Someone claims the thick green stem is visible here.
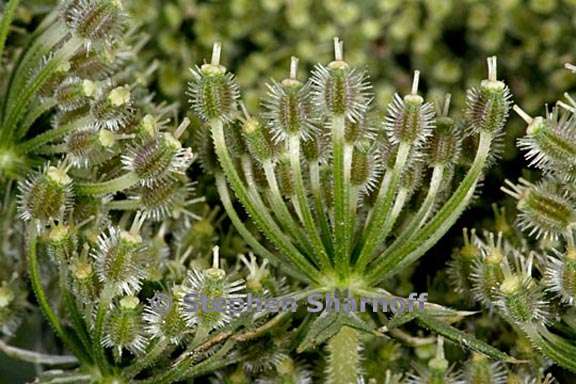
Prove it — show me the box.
[211,119,320,283]
[288,135,332,271]
[331,115,351,275]
[366,132,493,284]
[76,172,140,196]
[326,326,361,384]
[355,142,410,271]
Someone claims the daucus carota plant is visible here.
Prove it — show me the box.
[189,38,514,382]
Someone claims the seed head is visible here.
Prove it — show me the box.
[66,127,117,167]
[91,85,134,131]
[122,132,194,187]
[242,117,274,163]
[91,220,148,296]
[62,0,127,50]
[502,178,576,240]
[384,71,435,148]
[54,77,95,112]
[188,42,239,123]
[103,296,147,360]
[264,57,316,142]
[466,57,511,134]
[517,109,576,181]
[311,38,372,122]
[18,163,74,224]
[545,248,576,305]
[143,291,187,344]
[350,140,382,194]
[180,247,245,331]
[496,254,549,326]
[132,177,195,221]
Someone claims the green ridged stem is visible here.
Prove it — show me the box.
[331,114,352,275]
[375,165,445,264]
[261,159,316,257]
[326,326,361,384]
[27,225,93,366]
[355,141,410,272]
[288,134,332,271]
[124,339,170,379]
[309,160,334,255]
[211,118,321,283]
[215,173,310,282]
[76,172,140,196]
[92,285,115,374]
[0,0,21,74]
[367,132,493,284]
[2,36,81,140]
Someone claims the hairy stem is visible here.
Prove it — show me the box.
[355,141,410,271]
[26,226,93,365]
[331,114,351,275]
[326,326,361,384]
[288,135,332,271]
[367,132,492,284]
[211,118,321,283]
[76,172,140,196]
[0,339,78,366]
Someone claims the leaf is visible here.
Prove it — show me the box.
[297,311,374,352]
[416,313,517,362]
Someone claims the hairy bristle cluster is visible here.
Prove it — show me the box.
[134,177,195,221]
[187,44,239,123]
[143,291,188,344]
[466,57,512,134]
[264,59,317,142]
[54,76,95,111]
[502,178,576,240]
[384,73,435,147]
[517,111,576,181]
[62,0,127,49]
[17,163,74,224]
[180,248,245,331]
[91,226,148,296]
[122,132,194,187]
[91,85,134,131]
